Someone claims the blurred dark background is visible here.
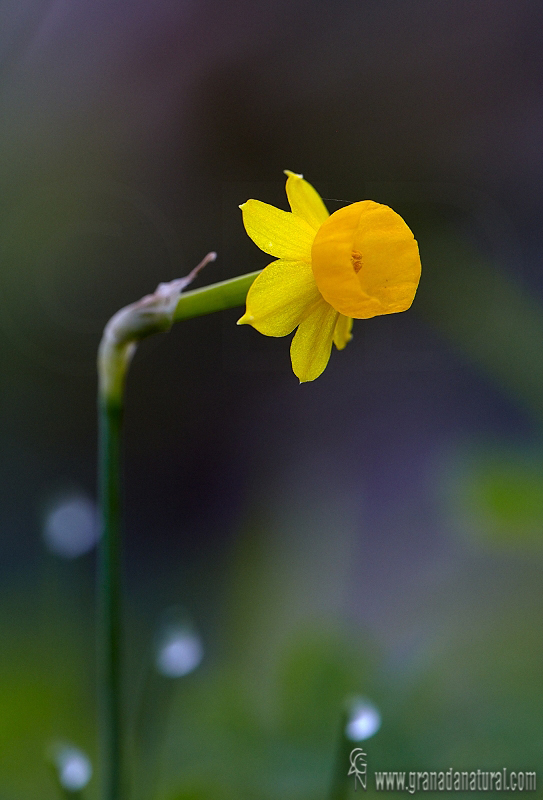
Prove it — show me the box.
[1,1,543,797]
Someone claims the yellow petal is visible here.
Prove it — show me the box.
[311,201,421,318]
[237,259,321,336]
[284,170,329,231]
[240,199,315,261]
[290,299,339,382]
[333,314,353,350]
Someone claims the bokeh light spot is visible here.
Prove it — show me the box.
[43,493,99,558]
[345,699,381,741]
[54,745,92,791]
[156,628,204,678]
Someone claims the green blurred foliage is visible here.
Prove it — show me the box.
[0,580,95,799]
[152,502,543,800]
[445,445,543,547]
[414,214,543,422]
[4,432,543,799]
[276,630,371,742]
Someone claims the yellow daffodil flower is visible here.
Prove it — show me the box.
[238,171,421,382]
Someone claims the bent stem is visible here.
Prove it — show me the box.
[96,260,259,800]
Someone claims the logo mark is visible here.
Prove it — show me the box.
[348,748,367,790]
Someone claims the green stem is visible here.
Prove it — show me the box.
[97,267,259,800]
[328,709,354,800]
[173,270,261,322]
[98,398,124,800]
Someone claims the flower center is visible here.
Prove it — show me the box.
[351,250,363,274]
[311,200,421,319]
